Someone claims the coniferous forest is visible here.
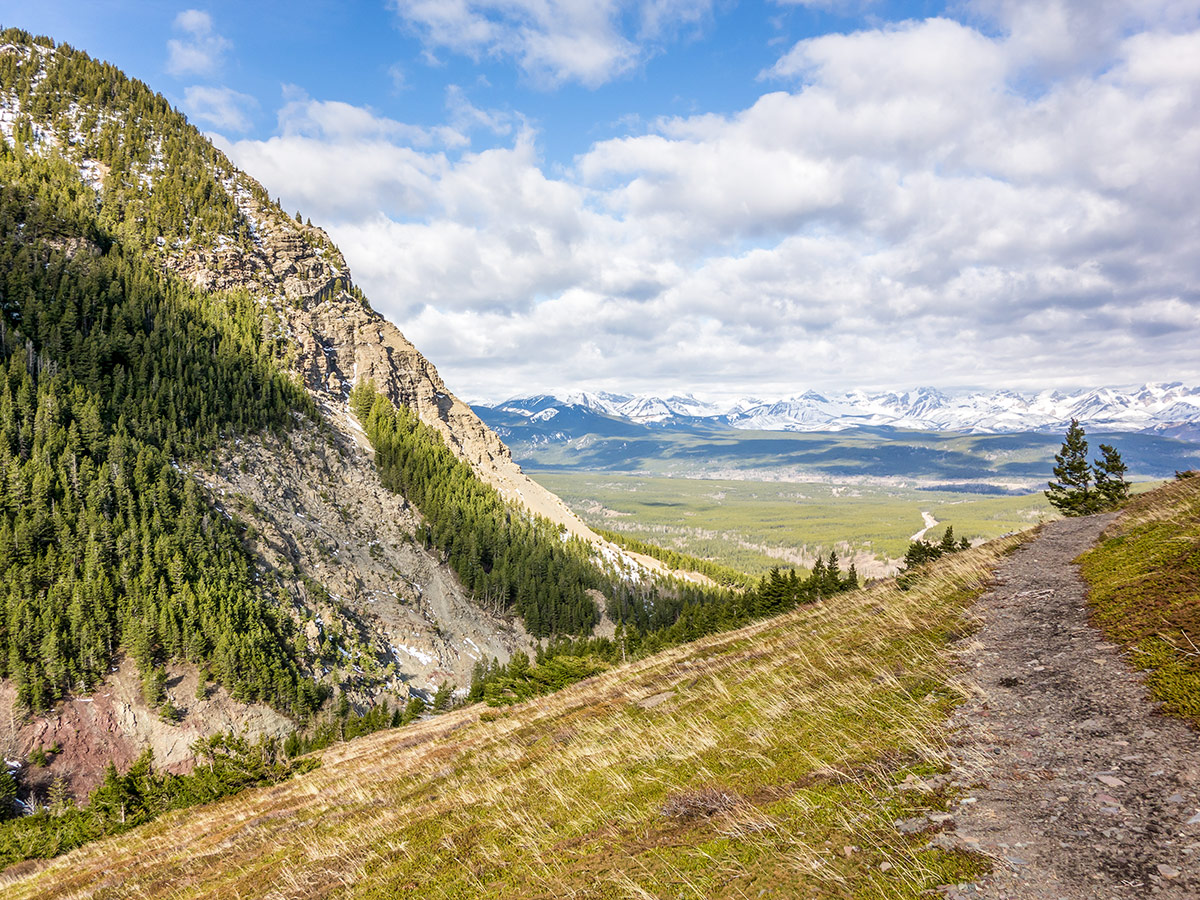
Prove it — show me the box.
[0,122,322,715]
[0,28,248,251]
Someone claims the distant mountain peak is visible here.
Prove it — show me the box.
[478,384,1200,437]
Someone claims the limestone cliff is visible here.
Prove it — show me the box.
[164,181,600,543]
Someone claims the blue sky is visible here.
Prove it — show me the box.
[2,1,1199,402]
[3,1,945,165]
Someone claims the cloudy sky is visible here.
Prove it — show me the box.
[4,1,1199,401]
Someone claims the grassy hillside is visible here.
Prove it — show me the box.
[2,534,1024,898]
[532,471,1052,574]
[1079,474,1200,725]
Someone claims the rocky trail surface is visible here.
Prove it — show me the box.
[937,514,1200,899]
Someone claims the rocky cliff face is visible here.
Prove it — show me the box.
[150,169,572,700]
[165,180,598,543]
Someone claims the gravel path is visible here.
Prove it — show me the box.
[940,514,1200,899]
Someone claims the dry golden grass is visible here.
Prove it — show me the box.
[1,537,1023,900]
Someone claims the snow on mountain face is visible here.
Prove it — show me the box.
[481,384,1200,436]
[559,391,630,415]
[552,392,722,423]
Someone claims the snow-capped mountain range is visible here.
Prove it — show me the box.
[479,384,1200,438]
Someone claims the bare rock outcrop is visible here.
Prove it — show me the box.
[0,658,294,800]
[167,181,600,543]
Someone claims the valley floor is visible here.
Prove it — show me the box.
[941,515,1200,898]
[530,469,1053,577]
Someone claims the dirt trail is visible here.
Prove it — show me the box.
[941,514,1200,899]
[912,510,940,541]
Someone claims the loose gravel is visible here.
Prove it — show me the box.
[938,514,1200,899]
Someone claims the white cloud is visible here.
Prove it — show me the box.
[184,85,257,132]
[445,85,516,137]
[766,18,1007,102]
[967,0,1200,79]
[167,9,231,77]
[223,9,1200,400]
[215,87,524,220]
[389,0,714,87]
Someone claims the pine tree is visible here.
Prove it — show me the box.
[48,774,72,816]
[939,526,956,553]
[1045,419,1096,516]
[1046,421,1130,515]
[1094,443,1130,509]
[0,766,16,820]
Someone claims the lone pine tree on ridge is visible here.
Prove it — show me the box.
[1045,418,1129,515]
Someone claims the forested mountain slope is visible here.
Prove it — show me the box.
[0,27,648,794]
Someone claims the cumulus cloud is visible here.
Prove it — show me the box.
[183,85,257,132]
[967,0,1200,80]
[389,0,714,87]
[223,7,1200,400]
[216,86,524,221]
[166,9,231,76]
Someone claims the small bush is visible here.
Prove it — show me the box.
[660,787,741,820]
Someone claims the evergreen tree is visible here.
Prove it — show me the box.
[939,525,956,553]
[1046,421,1129,516]
[1094,443,1130,509]
[1045,419,1095,516]
[0,767,15,821]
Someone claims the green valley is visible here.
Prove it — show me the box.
[529,470,1055,575]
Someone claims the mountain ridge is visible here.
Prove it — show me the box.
[480,382,1200,438]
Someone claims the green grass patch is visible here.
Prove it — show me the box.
[1079,476,1200,725]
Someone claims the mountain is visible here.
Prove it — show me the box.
[474,396,1200,486]
[482,395,648,445]
[0,29,645,795]
[478,383,1200,437]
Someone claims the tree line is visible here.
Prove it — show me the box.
[467,552,859,706]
